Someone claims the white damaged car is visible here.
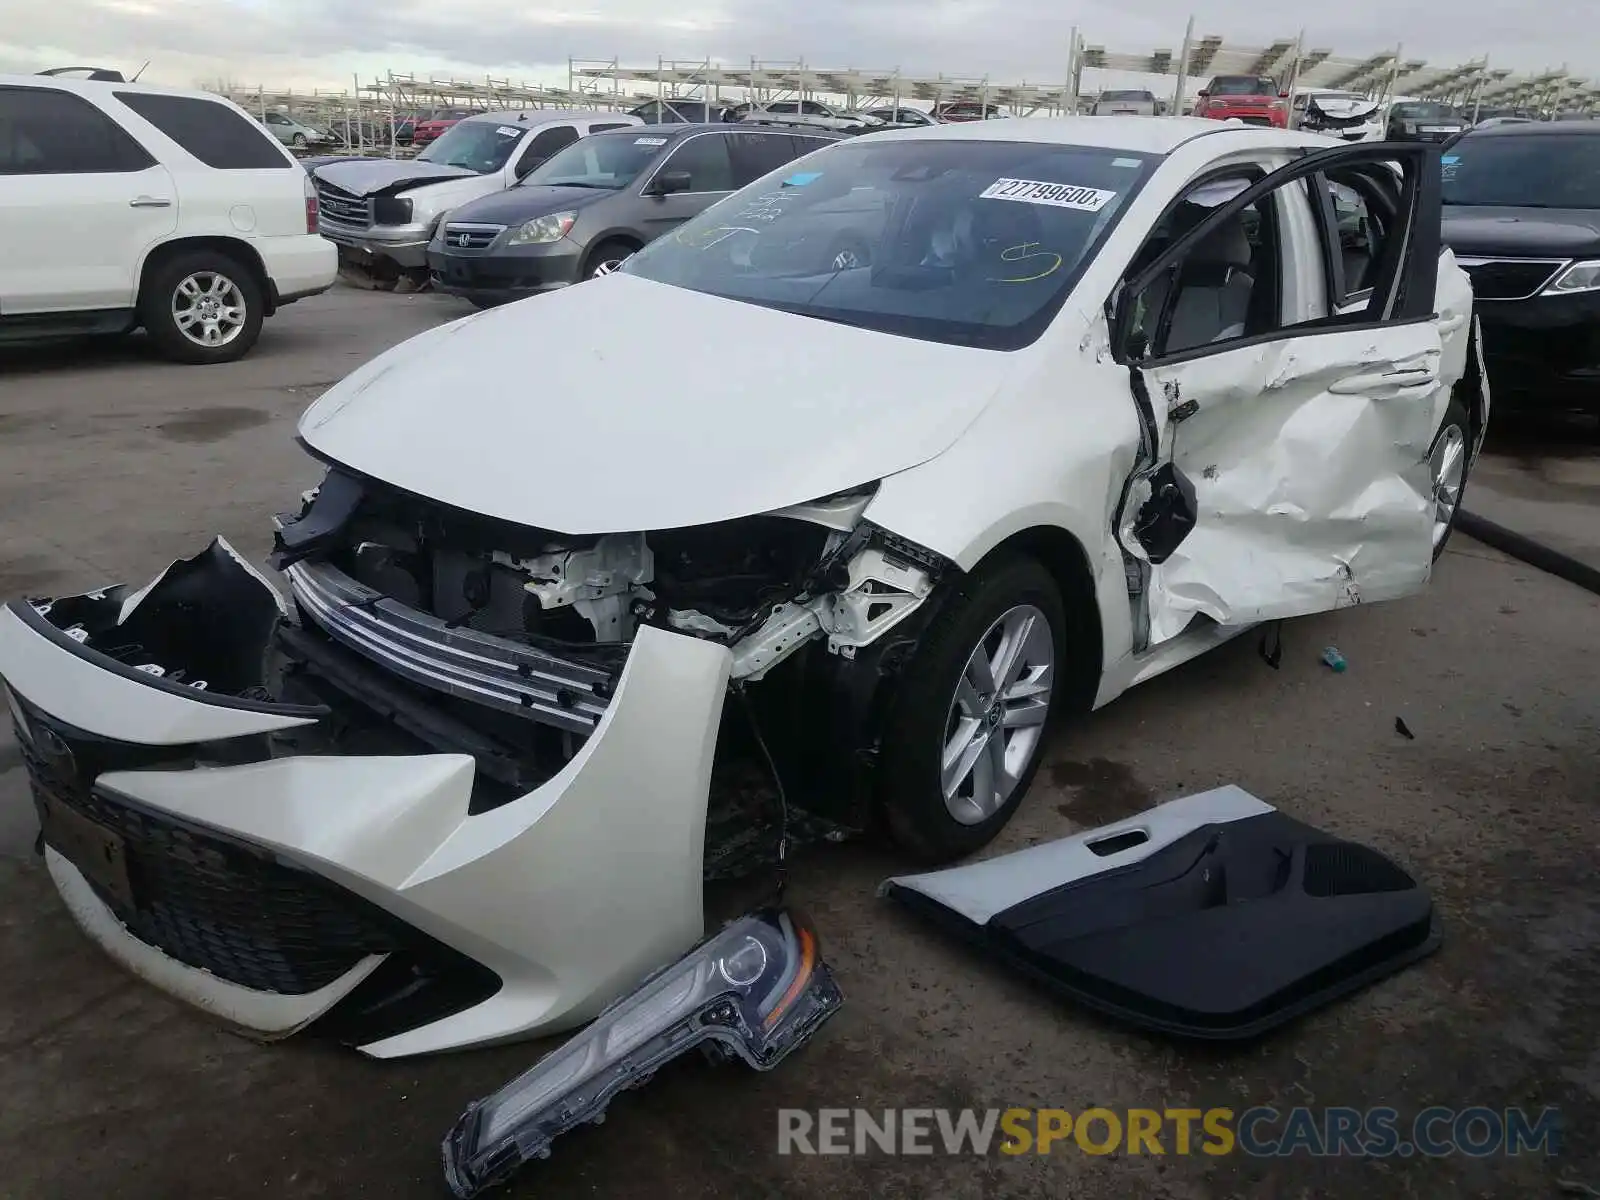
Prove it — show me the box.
[0,117,1487,1058]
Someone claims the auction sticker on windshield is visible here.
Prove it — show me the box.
[980,179,1117,211]
[497,126,522,137]
[636,137,668,146]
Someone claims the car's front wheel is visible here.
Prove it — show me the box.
[139,252,265,365]
[586,240,637,279]
[1429,393,1473,560]
[291,132,307,147]
[878,555,1066,863]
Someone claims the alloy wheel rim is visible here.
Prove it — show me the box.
[1430,424,1467,549]
[171,272,247,348]
[591,257,628,278]
[940,604,1055,825]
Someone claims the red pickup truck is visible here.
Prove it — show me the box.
[1192,76,1290,128]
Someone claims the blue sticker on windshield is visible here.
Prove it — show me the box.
[1441,154,1460,163]
[783,171,822,187]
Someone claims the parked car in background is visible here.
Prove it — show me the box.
[864,105,937,127]
[413,108,481,147]
[1292,90,1384,141]
[0,117,1484,1061]
[932,101,1006,122]
[1441,121,1600,414]
[260,110,331,148]
[0,73,334,361]
[313,110,642,284]
[741,99,884,134]
[1193,76,1289,127]
[629,98,739,123]
[1386,101,1466,142]
[1092,89,1158,116]
[1469,116,1535,131]
[327,118,392,148]
[428,124,841,305]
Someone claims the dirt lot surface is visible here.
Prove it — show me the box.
[1,290,1595,1200]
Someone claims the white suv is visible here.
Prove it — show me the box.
[741,100,885,134]
[0,72,337,363]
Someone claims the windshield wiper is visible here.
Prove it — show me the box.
[543,180,613,189]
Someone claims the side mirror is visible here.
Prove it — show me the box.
[1196,90,1210,99]
[646,171,692,197]
[1279,91,1291,99]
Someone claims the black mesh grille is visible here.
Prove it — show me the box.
[1303,841,1416,898]
[24,739,398,995]
[1459,259,1564,301]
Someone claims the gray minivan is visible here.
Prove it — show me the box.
[426,123,840,306]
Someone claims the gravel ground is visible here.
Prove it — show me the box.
[0,290,1595,1200]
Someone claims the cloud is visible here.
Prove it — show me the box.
[1,0,1587,96]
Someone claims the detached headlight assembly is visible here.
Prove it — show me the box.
[1543,259,1600,296]
[442,908,843,1198]
[505,211,577,246]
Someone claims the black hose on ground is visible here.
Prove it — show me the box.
[1456,510,1600,596]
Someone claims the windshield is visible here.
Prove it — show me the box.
[1101,91,1153,102]
[622,138,1156,350]
[1393,102,1456,120]
[1210,77,1276,96]
[416,121,526,173]
[521,133,667,189]
[1443,134,1600,208]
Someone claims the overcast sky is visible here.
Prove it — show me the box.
[0,0,1590,96]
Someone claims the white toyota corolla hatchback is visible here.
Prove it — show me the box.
[0,117,1487,1058]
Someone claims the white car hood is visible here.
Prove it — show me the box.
[298,274,1016,534]
[1307,96,1382,120]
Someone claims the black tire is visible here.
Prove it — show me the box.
[467,295,507,311]
[138,250,265,365]
[1430,391,1473,562]
[584,239,638,280]
[878,554,1068,864]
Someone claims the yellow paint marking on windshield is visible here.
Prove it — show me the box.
[990,242,1063,283]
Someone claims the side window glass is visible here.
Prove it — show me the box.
[1123,174,1282,358]
[1320,176,1389,305]
[657,132,733,192]
[0,86,153,175]
[516,125,579,176]
[116,93,289,170]
[801,101,829,116]
[589,122,629,133]
[727,131,799,185]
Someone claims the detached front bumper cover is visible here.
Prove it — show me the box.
[442,909,843,1198]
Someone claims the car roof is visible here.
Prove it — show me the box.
[458,109,632,126]
[0,73,244,102]
[590,122,839,139]
[1461,120,1600,139]
[865,115,1317,155]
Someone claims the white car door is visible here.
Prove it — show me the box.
[1110,142,1458,648]
[0,84,176,315]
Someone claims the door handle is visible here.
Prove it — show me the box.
[129,196,172,208]
[1328,368,1438,395]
